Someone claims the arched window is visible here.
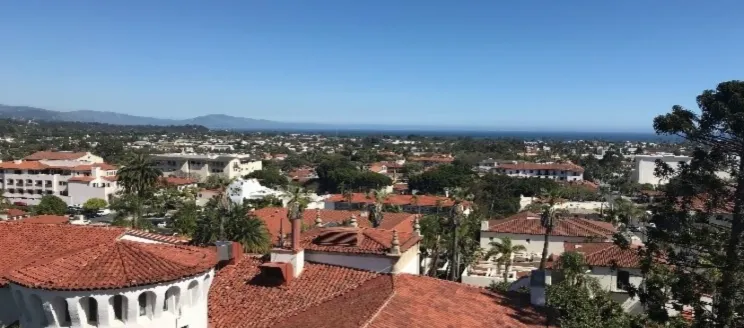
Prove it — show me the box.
[188,280,200,305]
[110,295,127,322]
[163,286,180,314]
[203,274,212,299]
[14,291,31,320]
[79,297,98,325]
[28,294,49,326]
[52,297,71,327]
[138,291,156,318]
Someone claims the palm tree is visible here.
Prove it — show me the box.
[284,185,310,212]
[538,190,565,270]
[486,237,527,282]
[342,189,354,209]
[116,153,162,228]
[368,189,388,228]
[556,251,589,287]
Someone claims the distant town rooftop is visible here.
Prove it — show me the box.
[151,153,254,160]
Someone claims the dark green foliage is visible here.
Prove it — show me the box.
[34,195,68,215]
[169,201,199,236]
[315,155,391,193]
[643,81,744,327]
[245,167,288,189]
[408,164,474,194]
[193,198,272,253]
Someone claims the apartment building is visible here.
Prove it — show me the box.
[151,153,262,182]
[0,151,118,206]
[630,154,691,186]
[495,161,584,181]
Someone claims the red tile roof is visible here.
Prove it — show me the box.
[497,162,585,173]
[161,176,198,186]
[8,240,217,291]
[252,207,420,237]
[123,229,191,244]
[0,161,49,170]
[408,156,455,163]
[326,193,456,207]
[24,151,89,161]
[208,257,383,328]
[301,227,420,255]
[0,223,127,286]
[548,242,641,269]
[68,176,96,182]
[18,215,69,224]
[485,211,616,238]
[209,257,547,328]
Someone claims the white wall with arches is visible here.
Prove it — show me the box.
[6,269,214,328]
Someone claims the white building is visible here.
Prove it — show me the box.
[226,178,327,209]
[545,242,644,313]
[0,223,217,328]
[151,153,262,182]
[0,151,119,206]
[630,155,691,186]
[495,162,584,181]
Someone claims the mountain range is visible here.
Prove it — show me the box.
[0,104,332,130]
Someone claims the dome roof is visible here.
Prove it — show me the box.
[8,240,217,291]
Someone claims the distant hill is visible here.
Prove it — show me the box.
[0,104,326,130]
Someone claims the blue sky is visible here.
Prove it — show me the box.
[1,0,743,131]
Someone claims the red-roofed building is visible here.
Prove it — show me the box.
[407,155,455,167]
[0,208,28,220]
[253,207,420,239]
[496,161,585,181]
[159,176,198,190]
[0,215,550,328]
[325,192,467,214]
[546,242,643,314]
[16,215,69,224]
[480,211,616,260]
[0,151,119,206]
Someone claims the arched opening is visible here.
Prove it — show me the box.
[79,297,98,325]
[52,297,71,327]
[138,291,156,318]
[14,291,31,320]
[203,274,212,299]
[188,280,200,305]
[28,294,49,326]
[163,286,181,314]
[109,295,128,323]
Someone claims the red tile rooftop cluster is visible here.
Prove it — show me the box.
[485,211,616,238]
[326,193,457,207]
[496,162,585,172]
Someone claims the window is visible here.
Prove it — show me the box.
[164,287,180,313]
[617,270,630,290]
[112,295,127,321]
[29,294,49,326]
[80,297,98,324]
[526,239,530,244]
[138,293,147,316]
[188,280,199,305]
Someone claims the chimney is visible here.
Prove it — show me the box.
[291,209,301,251]
[216,241,243,266]
[349,215,358,228]
[258,262,294,286]
[529,269,547,307]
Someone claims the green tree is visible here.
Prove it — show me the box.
[538,190,566,270]
[117,153,162,228]
[367,189,388,227]
[643,80,744,327]
[170,201,199,236]
[245,167,288,189]
[193,192,271,253]
[34,195,67,215]
[485,236,527,282]
[82,198,107,216]
[203,174,231,190]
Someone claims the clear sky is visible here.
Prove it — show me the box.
[1,0,743,131]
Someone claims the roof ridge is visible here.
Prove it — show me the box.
[361,276,397,328]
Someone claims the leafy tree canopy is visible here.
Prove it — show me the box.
[34,195,68,215]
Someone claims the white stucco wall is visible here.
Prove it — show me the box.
[7,269,214,328]
[631,156,691,185]
[392,246,420,275]
[305,252,396,273]
[588,267,643,293]
[480,232,602,258]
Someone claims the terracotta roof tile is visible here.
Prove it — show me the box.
[209,258,548,328]
[368,275,547,328]
[208,257,382,328]
[0,223,126,286]
[0,161,49,170]
[548,242,642,269]
[68,176,96,182]
[301,227,421,255]
[160,176,198,186]
[253,207,419,238]
[486,211,616,238]
[326,193,456,207]
[24,151,89,161]
[2,208,28,217]
[8,240,217,290]
[123,229,191,244]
